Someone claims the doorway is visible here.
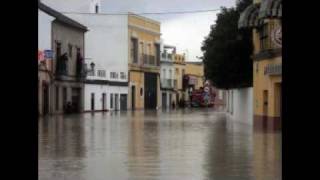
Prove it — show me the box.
[115,94,119,111]
[42,82,49,115]
[162,92,167,108]
[275,83,282,120]
[72,88,81,113]
[91,93,95,111]
[144,72,157,109]
[120,94,127,110]
[131,86,135,110]
[102,93,106,111]
[263,90,268,119]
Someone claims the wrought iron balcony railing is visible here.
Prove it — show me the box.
[161,53,173,62]
[142,54,158,66]
[161,79,174,89]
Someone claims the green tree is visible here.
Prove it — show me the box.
[201,0,253,89]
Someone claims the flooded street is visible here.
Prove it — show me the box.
[39,109,281,180]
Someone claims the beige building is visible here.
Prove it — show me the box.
[173,53,186,105]
[185,61,205,90]
[128,14,161,110]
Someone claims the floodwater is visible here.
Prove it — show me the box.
[38,109,281,180]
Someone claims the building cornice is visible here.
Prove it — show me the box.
[128,24,161,36]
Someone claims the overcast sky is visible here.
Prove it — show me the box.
[101,0,236,61]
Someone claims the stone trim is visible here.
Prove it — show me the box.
[128,24,161,36]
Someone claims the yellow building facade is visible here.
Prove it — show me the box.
[173,53,186,103]
[128,14,161,110]
[239,0,282,130]
[185,62,205,90]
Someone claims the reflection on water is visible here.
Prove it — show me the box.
[39,109,281,180]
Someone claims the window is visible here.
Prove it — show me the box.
[110,72,118,79]
[120,72,126,79]
[176,68,179,74]
[182,69,185,76]
[140,42,144,63]
[56,42,61,60]
[147,44,151,55]
[259,23,269,51]
[131,38,138,63]
[98,70,106,77]
[95,4,99,13]
[68,44,72,57]
[110,93,113,108]
[91,93,95,111]
[155,43,160,66]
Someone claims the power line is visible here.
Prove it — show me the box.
[61,8,221,15]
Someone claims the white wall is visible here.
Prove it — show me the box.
[65,13,129,82]
[84,84,128,111]
[63,13,129,112]
[226,87,253,125]
[160,64,174,80]
[41,0,101,13]
[38,10,54,51]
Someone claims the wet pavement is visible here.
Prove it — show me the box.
[39,109,281,180]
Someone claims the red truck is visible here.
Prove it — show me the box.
[190,86,216,107]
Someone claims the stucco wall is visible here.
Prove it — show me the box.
[52,21,85,77]
[226,87,253,125]
[253,57,282,117]
[65,13,129,81]
[84,84,128,111]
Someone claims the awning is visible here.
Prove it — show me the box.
[238,0,282,29]
[238,4,261,29]
[259,0,282,19]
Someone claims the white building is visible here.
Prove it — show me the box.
[65,13,129,112]
[42,0,128,112]
[160,42,176,108]
[225,87,253,125]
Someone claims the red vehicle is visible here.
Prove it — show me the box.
[190,87,215,107]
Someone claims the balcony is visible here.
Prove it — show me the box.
[174,79,178,89]
[161,52,173,62]
[142,54,158,66]
[161,79,174,89]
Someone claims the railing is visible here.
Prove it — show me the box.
[161,79,174,89]
[142,54,157,66]
[174,79,178,89]
[161,53,173,62]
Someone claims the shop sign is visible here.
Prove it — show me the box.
[44,50,53,59]
[38,50,44,61]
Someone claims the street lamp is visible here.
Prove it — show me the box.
[83,59,95,77]
[90,62,95,70]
